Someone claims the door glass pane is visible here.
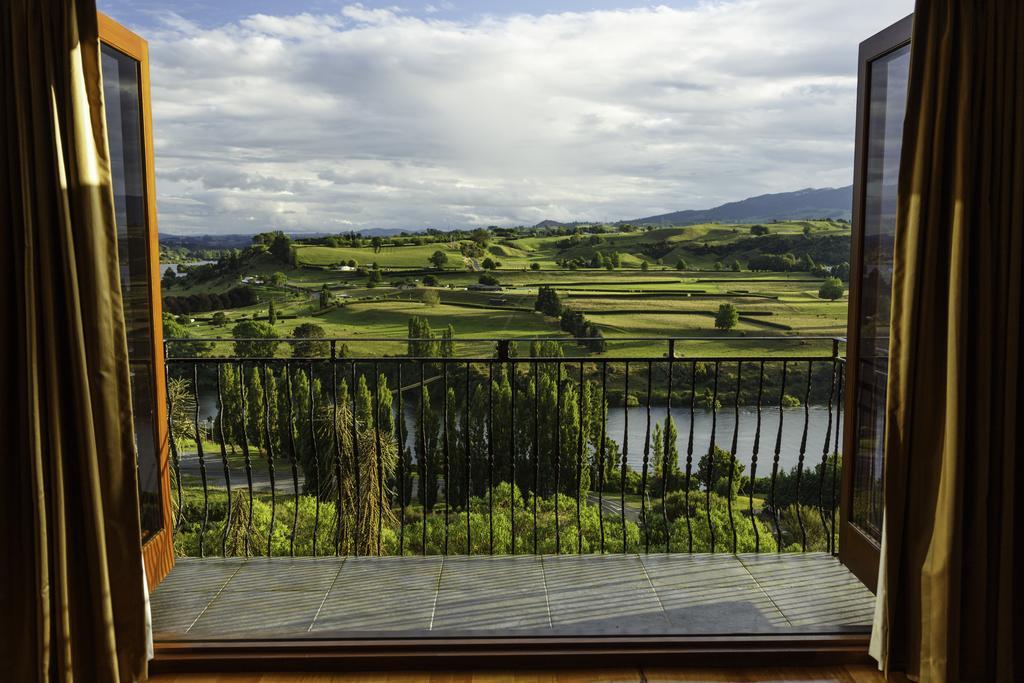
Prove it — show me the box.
[102,43,163,540]
[851,43,910,541]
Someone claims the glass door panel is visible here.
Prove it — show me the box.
[851,43,910,540]
[840,15,912,590]
[99,12,175,587]
[102,43,163,540]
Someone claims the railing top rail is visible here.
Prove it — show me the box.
[166,335,848,343]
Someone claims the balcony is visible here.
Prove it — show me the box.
[153,336,873,641]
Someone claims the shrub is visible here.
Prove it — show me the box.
[818,277,845,300]
[715,303,739,330]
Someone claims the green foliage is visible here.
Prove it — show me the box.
[818,277,845,300]
[696,446,745,498]
[428,250,449,269]
[407,316,439,357]
[646,492,778,553]
[268,300,278,325]
[715,303,739,330]
[781,393,801,408]
[478,273,500,286]
[534,285,563,317]
[162,313,214,357]
[530,262,541,270]
[291,323,328,357]
[231,320,279,358]
[421,289,441,306]
[161,267,177,290]
[253,231,293,265]
[270,271,287,286]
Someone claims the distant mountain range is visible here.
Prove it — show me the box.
[623,186,853,226]
[160,186,853,251]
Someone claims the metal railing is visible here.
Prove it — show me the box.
[164,336,845,559]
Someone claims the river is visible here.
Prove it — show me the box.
[161,260,216,275]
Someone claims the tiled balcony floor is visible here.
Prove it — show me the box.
[151,553,874,640]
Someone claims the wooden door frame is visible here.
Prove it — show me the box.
[98,12,174,590]
[839,13,913,592]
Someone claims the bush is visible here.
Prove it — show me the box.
[421,289,441,307]
[715,303,739,330]
[818,277,845,300]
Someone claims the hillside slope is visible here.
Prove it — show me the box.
[628,186,852,226]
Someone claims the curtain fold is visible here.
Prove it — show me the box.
[0,0,148,680]
[874,1,1023,680]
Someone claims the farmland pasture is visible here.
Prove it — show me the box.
[163,220,850,359]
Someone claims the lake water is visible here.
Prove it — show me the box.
[196,400,838,477]
[161,260,216,275]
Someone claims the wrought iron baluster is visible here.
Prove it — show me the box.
[795,361,813,551]
[193,363,208,558]
[351,361,362,556]
[750,361,765,552]
[706,361,719,553]
[285,363,300,557]
[684,361,696,553]
[641,361,652,554]
[373,362,383,557]
[465,362,472,554]
[510,360,517,555]
[164,355,183,531]
[262,363,276,557]
[830,366,844,554]
[236,363,254,557]
[818,360,837,551]
[443,362,450,555]
[576,361,585,555]
[621,361,629,553]
[554,361,562,555]
[771,361,788,550]
[532,360,540,555]
[419,361,427,555]
[396,361,405,555]
[663,344,674,553]
[216,365,232,557]
[598,362,607,554]
[331,350,343,556]
[308,362,322,557]
[727,362,742,554]
[487,361,494,555]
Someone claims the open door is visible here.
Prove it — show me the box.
[840,15,913,590]
[98,13,174,589]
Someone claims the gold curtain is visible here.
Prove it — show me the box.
[874,1,1023,680]
[0,0,148,680]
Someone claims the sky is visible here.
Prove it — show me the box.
[98,1,914,235]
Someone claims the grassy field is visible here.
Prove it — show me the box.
[162,221,850,359]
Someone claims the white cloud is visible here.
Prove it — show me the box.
[144,1,914,234]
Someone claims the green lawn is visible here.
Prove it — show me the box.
[163,220,850,360]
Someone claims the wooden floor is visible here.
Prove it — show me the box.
[150,664,897,682]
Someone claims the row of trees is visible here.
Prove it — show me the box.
[175,352,835,557]
[163,286,259,315]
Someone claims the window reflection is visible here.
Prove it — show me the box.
[851,44,910,541]
[102,43,163,540]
